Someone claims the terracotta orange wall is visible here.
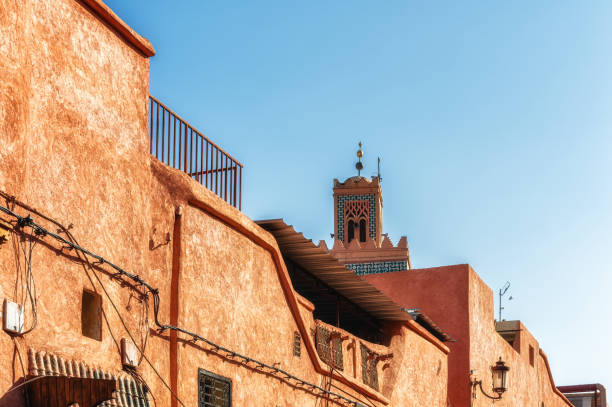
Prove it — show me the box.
[0,0,151,405]
[365,265,471,407]
[366,265,572,407]
[385,324,448,406]
[467,269,571,407]
[0,1,450,406]
[148,161,449,406]
[175,196,323,405]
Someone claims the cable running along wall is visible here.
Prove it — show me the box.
[0,202,362,407]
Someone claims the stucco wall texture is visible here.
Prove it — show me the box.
[365,265,572,407]
[0,0,151,405]
[0,1,449,406]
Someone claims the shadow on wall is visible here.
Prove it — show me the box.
[0,377,26,407]
[0,338,29,407]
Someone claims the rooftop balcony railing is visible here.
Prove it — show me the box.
[149,96,243,209]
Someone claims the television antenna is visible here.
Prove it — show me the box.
[498,282,513,321]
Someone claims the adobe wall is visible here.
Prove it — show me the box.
[149,161,450,406]
[168,185,324,406]
[0,1,450,406]
[467,269,571,407]
[366,265,572,407]
[0,0,152,405]
[365,265,472,407]
[384,324,448,406]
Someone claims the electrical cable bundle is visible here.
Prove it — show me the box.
[0,197,362,407]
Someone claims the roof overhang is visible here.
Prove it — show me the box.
[257,219,410,322]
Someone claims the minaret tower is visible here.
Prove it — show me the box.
[329,143,411,276]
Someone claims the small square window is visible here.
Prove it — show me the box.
[81,289,102,341]
[198,369,231,407]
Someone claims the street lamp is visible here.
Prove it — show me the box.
[471,357,510,401]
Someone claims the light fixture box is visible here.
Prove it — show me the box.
[121,338,139,368]
[3,299,24,335]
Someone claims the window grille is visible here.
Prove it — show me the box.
[198,369,231,407]
[315,326,343,371]
[360,344,379,391]
[293,331,301,357]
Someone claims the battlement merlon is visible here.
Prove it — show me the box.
[329,235,411,269]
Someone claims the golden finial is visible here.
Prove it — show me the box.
[356,142,364,176]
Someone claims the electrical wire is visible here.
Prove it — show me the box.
[81,240,186,407]
[10,224,39,335]
[0,199,174,406]
[11,337,31,407]
[21,232,38,335]
[59,227,182,406]
[0,202,361,407]
[126,367,157,407]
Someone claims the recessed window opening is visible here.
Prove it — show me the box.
[198,369,231,407]
[361,344,379,391]
[359,219,367,242]
[529,345,535,366]
[315,325,343,370]
[81,289,102,341]
[347,220,355,242]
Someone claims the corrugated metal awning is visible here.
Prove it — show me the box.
[257,219,411,322]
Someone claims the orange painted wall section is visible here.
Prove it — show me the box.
[0,0,449,405]
[467,269,571,407]
[146,161,450,406]
[366,266,572,407]
[366,265,471,407]
[0,0,151,404]
[384,324,448,405]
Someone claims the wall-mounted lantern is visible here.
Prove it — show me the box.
[471,357,510,401]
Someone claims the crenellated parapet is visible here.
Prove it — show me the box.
[328,234,411,276]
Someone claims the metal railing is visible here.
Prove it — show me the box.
[149,96,243,209]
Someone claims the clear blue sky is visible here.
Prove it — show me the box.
[107,0,611,389]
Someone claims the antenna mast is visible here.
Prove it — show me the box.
[498,281,511,321]
[378,157,382,182]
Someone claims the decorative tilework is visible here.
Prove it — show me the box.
[337,194,376,241]
[345,261,408,276]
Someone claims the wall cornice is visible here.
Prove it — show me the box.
[78,0,156,57]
